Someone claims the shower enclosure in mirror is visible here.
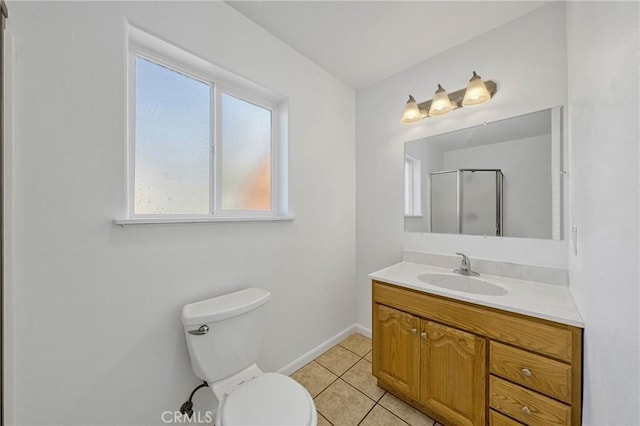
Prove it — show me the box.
[430,169,503,236]
[404,107,563,240]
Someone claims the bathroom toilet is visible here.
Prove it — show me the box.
[182,288,317,426]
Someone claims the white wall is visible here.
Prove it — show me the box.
[356,2,568,328]
[5,2,356,425]
[567,2,640,424]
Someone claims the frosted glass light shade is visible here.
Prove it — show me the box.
[429,84,454,116]
[401,95,422,123]
[462,71,491,106]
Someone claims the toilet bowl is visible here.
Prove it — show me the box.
[181,288,317,426]
[214,366,316,426]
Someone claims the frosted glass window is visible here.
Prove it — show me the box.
[404,156,421,216]
[134,57,210,214]
[127,29,286,222]
[221,93,272,211]
[404,159,413,215]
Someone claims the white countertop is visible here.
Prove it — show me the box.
[370,262,584,328]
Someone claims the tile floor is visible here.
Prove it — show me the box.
[291,333,442,426]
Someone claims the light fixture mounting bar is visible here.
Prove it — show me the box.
[417,80,497,115]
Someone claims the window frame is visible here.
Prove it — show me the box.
[404,154,422,217]
[121,25,288,224]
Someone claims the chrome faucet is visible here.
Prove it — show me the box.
[454,253,480,276]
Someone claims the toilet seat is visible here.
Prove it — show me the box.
[218,372,316,426]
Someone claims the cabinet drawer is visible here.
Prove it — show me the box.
[490,342,571,402]
[490,410,525,426]
[490,376,571,426]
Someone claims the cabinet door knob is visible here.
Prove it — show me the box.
[521,406,531,415]
[521,368,532,377]
[421,331,427,338]
[410,328,417,334]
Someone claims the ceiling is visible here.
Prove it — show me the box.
[227,1,549,90]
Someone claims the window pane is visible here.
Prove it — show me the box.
[135,57,210,214]
[404,159,413,215]
[221,93,271,210]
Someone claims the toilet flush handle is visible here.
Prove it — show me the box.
[188,325,209,336]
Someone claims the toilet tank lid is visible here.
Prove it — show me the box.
[182,288,271,326]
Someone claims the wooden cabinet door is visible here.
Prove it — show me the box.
[420,320,486,426]
[372,303,421,400]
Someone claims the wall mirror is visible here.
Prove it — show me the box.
[404,107,563,240]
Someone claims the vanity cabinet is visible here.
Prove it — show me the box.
[373,304,485,426]
[372,280,582,426]
[373,304,421,400]
[420,320,486,426]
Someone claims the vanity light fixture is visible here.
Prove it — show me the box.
[401,71,497,123]
[462,71,491,106]
[400,95,422,123]
[429,84,455,116]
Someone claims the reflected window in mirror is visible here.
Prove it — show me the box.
[404,155,422,217]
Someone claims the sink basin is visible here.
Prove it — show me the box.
[417,273,508,296]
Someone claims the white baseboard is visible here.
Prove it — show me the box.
[354,324,371,338]
[277,323,370,376]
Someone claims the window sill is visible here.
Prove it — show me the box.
[114,216,294,227]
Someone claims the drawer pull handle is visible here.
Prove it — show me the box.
[521,368,532,377]
[421,331,427,339]
[410,328,417,335]
[522,406,532,416]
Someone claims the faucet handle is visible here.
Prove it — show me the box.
[455,252,470,266]
[453,253,479,276]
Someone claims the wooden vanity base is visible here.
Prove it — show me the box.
[372,280,583,426]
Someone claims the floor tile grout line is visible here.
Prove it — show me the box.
[336,342,371,359]
[308,339,436,426]
[308,359,341,380]
[340,365,386,404]
[339,375,383,406]
[318,411,336,426]
[312,373,341,401]
[355,400,378,426]
[375,390,387,403]
[291,359,339,401]
[375,403,412,426]
[301,337,379,426]
[315,344,366,376]
[337,333,372,357]
[337,345,385,404]
[315,377,370,426]
[314,355,355,378]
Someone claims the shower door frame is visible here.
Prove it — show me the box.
[429,168,503,236]
[1,2,7,425]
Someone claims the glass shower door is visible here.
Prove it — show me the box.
[460,170,502,236]
[430,169,503,236]
[430,171,458,234]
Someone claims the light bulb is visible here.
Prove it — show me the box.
[462,71,491,106]
[429,84,454,117]
[401,95,422,123]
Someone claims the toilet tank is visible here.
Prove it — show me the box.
[181,288,271,383]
